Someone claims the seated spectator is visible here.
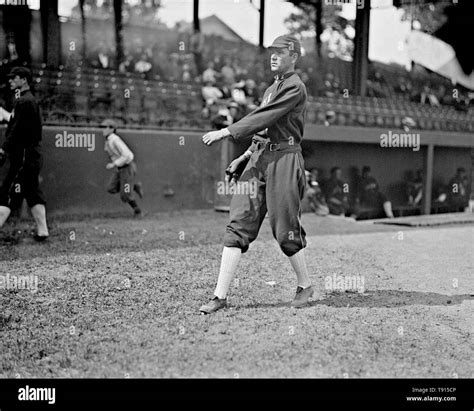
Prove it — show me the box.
[119,55,134,74]
[135,54,152,78]
[358,166,394,218]
[228,102,245,123]
[211,105,233,130]
[182,63,192,82]
[98,49,110,69]
[447,167,469,210]
[324,167,351,217]
[244,79,259,108]
[221,58,236,86]
[303,169,329,216]
[420,85,440,106]
[202,61,218,84]
[201,81,223,107]
[231,80,247,106]
[201,81,224,118]
[432,182,448,205]
[406,169,423,206]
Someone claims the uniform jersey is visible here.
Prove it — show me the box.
[2,89,42,156]
[228,72,307,147]
[104,133,134,167]
[0,88,45,208]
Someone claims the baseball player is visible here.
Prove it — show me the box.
[101,119,144,217]
[0,67,49,241]
[200,35,314,314]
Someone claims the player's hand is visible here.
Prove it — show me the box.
[225,158,242,184]
[202,130,225,146]
[0,107,11,122]
[106,163,115,170]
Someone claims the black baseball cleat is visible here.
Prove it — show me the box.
[200,296,227,314]
[33,234,49,242]
[291,286,314,308]
[134,209,143,218]
[134,183,144,199]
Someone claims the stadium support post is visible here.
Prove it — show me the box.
[422,144,434,215]
[113,0,124,70]
[259,0,265,49]
[40,0,61,67]
[352,0,371,96]
[193,0,200,31]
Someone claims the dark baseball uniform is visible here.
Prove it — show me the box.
[225,71,307,257]
[0,89,45,208]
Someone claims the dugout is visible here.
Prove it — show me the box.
[0,125,472,216]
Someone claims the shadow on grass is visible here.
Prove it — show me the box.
[241,290,474,310]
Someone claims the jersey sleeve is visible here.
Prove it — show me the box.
[111,136,134,167]
[227,83,303,141]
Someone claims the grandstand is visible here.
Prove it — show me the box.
[0,0,472,218]
[1,54,472,134]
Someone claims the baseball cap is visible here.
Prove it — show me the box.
[268,35,301,55]
[100,119,118,129]
[7,66,32,84]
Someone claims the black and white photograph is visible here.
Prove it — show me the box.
[0,0,473,407]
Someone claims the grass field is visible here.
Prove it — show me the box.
[1,210,473,378]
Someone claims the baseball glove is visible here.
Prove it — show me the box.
[225,157,249,184]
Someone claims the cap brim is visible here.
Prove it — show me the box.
[267,44,287,49]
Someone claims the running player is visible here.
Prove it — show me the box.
[101,119,144,217]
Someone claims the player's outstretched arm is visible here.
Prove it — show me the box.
[202,127,231,146]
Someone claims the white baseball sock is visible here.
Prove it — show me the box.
[289,249,311,289]
[213,246,242,299]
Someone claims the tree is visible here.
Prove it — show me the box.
[285,0,351,57]
[398,1,447,34]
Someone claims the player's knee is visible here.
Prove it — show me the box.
[276,231,304,257]
[119,192,131,202]
[224,229,249,254]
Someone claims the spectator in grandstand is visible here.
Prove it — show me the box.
[98,49,110,69]
[447,167,469,210]
[420,85,440,106]
[220,58,236,86]
[182,63,192,82]
[202,81,224,106]
[230,80,247,106]
[119,54,134,74]
[357,166,394,218]
[432,182,448,206]
[244,79,259,109]
[101,119,143,217]
[228,102,245,123]
[210,105,233,130]
[202,61,218,84]
[406,169,423,206]
[135,54,153,79]
[324,167,351,217]
[323,73,337,97]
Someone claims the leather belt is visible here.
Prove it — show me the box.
[255,140,301,152]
